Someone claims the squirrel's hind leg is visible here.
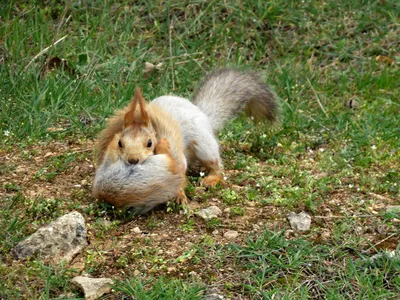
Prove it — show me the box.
[201,160,224,187]
[188,132,224,187]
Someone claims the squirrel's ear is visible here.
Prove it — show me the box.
[136,87,150,126]
[124,96,137,128]
[124,87,149,127]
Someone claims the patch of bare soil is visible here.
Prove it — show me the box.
[1,141,398,297]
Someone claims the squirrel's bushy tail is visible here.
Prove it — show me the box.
[193,68,279,133]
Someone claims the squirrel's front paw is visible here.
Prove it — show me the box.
[175,189,188,205]
[155,138,170,155]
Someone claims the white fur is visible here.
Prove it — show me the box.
[152,96,222,168]
[94,154,182,214]
[93,69,278,214]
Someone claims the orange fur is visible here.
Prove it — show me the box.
[95,109,126,166]
[147,104,186,174]
[94,68,279,213]
[94,88,188,209]
[95,90,186,171]
[201,160,224,187]
[155,138,178,174]
[124,88,150,127]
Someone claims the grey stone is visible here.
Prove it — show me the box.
[203,293,225,300]
[223,208,230,214]
[196,206,222,220]
[224,230,239,239]
[203,287,225,300]
[12,211,87,263]
[287,211,311,232]
[132,226,142,234]
[72,276,113,300]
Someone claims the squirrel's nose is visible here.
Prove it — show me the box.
[128,158,139,165]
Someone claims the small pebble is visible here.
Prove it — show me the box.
[132,227,141,234]
[224,230,238,239]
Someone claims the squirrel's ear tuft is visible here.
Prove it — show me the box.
[135,87,150,125]
[124,87,149,127]
[124,99,136,128]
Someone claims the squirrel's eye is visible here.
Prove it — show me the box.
[147,139,152,148]
[118,140,122,148]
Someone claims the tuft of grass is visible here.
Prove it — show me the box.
[113,276,205,299]
[0,193,29,255]
[0,261,78,299]
[226,229,400,298]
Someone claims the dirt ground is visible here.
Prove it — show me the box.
[1,140,398,297]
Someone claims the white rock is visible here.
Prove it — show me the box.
[72,276,113,300]
[132,227,142,234]
[144,62,155,73]
[167,267,177,273]
[196,206,222,220]
[12,211,87,263]
[15,166,27,174]
[287,211,311,232]
[224,230,239,239]
[204,294,225,300]
[204,287,225,300]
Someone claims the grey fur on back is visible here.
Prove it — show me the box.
[193,68,279,133]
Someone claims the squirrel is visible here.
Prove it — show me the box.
[92,68,279,214]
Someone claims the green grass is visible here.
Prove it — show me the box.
[228,229,400,298]
[113,277,205,299]
[1,0,399,299]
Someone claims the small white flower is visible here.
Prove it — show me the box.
[4,130,10,137]
[371,145,377,150]
[199,172,205,177]
[223,176,228,180]
[319,148,325,152]
[261,134,267,138]
[348,184,354,188]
